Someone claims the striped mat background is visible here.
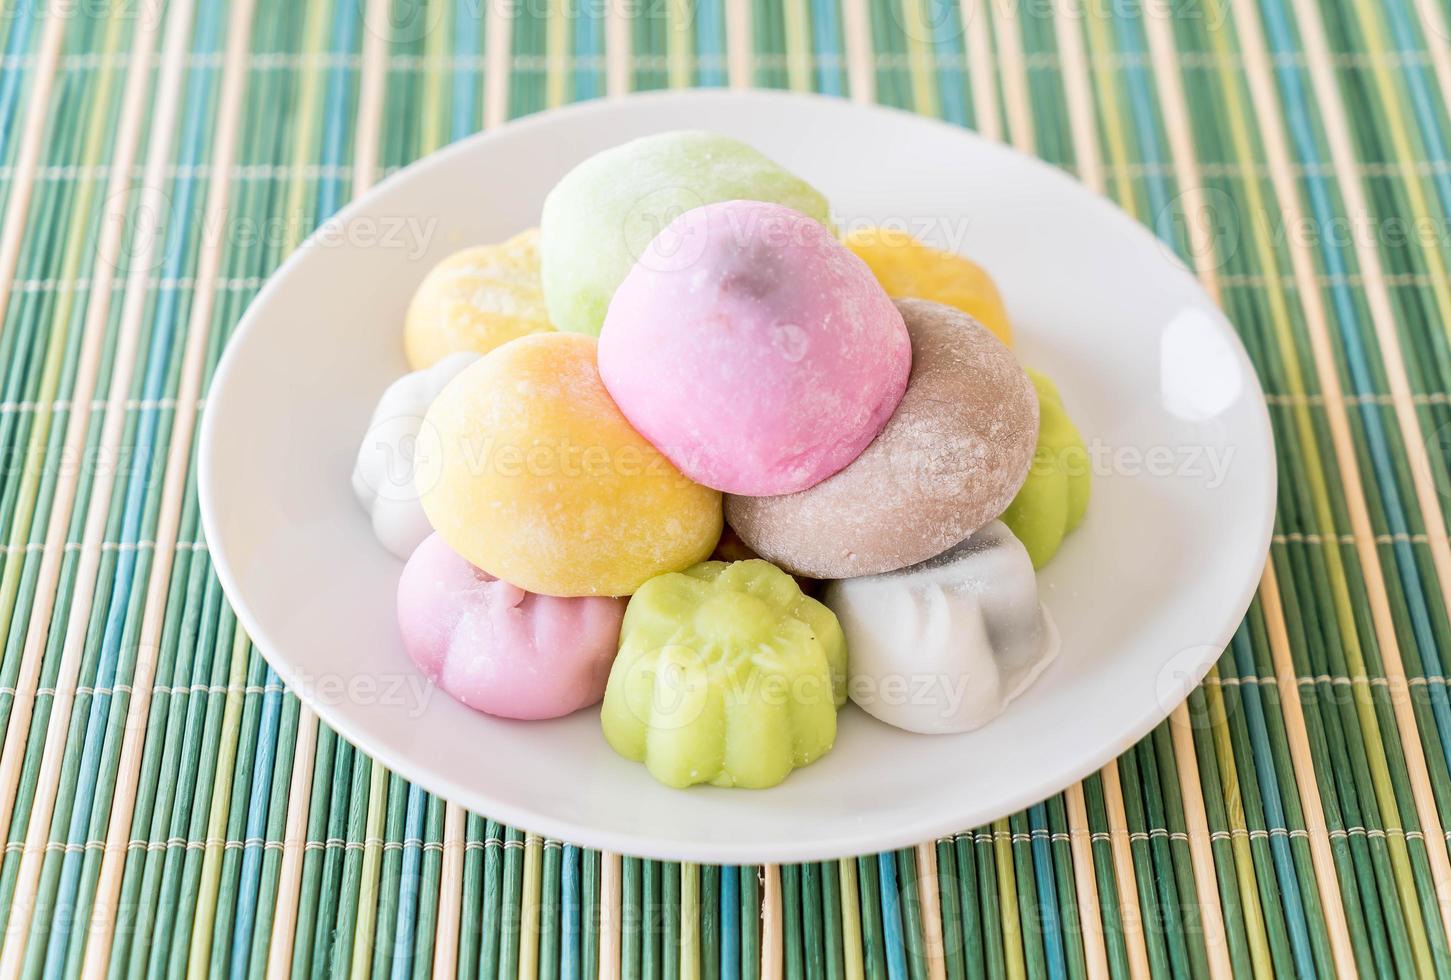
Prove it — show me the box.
[0,0,1446,976]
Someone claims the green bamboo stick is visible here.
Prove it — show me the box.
[894,849,925,980]
[1145,724,1213,980]
[950,835,984,980]
[1183,684,1256,979]
[183,621,251,976]
[1004,814,1041,980]
[855,857,884,980]
[350,761,392,980]
[643,857,661,980]
[370,773,411,980]
[108,533,210,975]
[1241,604,1337,977]
[700,863,719,980]
[541,839,562,980]
[583,847,600,980]
[206,645,268,976]
[130,574,228,978]
[741,867,761,980]
[501,824,526,980]
[990,822,1021,980]
[1133,736,1196,977]
[458,812,486,980]
[781,863,802,980]
[819,862,844,980]
[1045,798,1086,980]
[308,737,357,974]
[663,861,680,980]
[328,750,375,977]
[410,793,446,980]
[162,600,243,979]
[622,855,641,980]
[836,860,863,980]
[1082,777,1130,980]
[519,834,543,980]
[800,862,824,980]
[474,818,504,980]
[288,724,337,978]
[680,862,699,980]
[933,845,963,980]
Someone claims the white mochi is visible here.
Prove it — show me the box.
[823,521,1058,734]
[352,352,479,559]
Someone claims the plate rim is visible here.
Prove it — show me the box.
[198,88,1277,862]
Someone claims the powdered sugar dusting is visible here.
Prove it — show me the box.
[726,299,1038,579]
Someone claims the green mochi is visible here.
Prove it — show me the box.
[600,559,847,789]
[540,131,833,336]
[1000,370,1091,568]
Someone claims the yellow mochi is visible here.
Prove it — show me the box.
[404,228,553,369]
[417,333,724,597]
[844,227,1014,347]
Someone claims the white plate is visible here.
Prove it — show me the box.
[199,90,1275,863]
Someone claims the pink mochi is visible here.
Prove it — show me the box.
[397,534,626,720]
[598,200,912,496]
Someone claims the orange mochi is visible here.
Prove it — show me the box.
[844,227,1013,346]
[416,333,723,597]
[404,228,552,368]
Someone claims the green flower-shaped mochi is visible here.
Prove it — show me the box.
[601,559,847,789]
[1001,370,1091,568]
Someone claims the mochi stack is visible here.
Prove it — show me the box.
[351,131,1090,789]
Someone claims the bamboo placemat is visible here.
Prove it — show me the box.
[0,0,1446,975]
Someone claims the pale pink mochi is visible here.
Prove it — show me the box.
[397,534,626,720]
[598,200,911,496]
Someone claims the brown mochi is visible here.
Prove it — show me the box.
[726,298,1038,579]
